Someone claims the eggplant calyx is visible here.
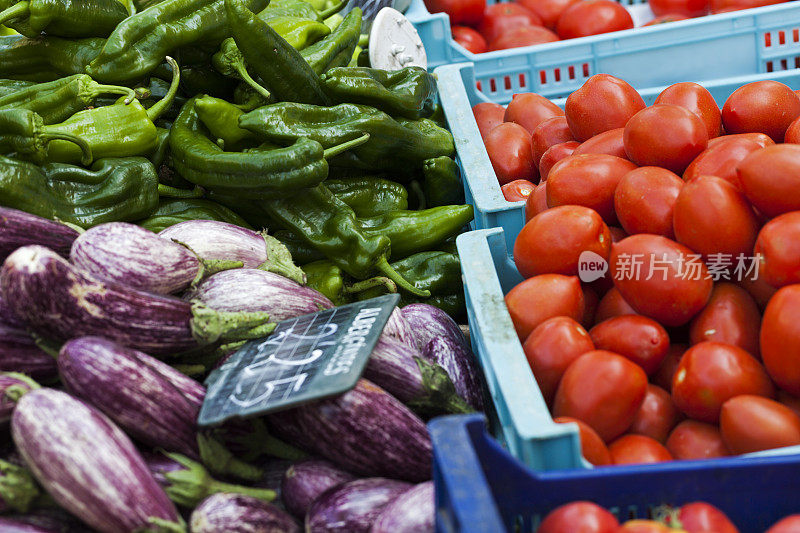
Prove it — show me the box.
[142,515,187,533]
[2,372,41,403]
[197,432,264,482]
[408,357,474,418]
[258,233,307,285]
[0,458,40,513]
[189,303,275,345]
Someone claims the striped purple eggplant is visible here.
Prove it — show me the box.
[70,222,242,295]
[1,246,275,355]
[190,493,300,533]
[382,308,417,349]
[281,459,356,519]
[159,220,305,284]
[401,303,467,352]
[186,269,333,323]
[0,457,40,513]
[423,336,483,411]
[0,373,40,425]
[58,336,203,457]
[0,294,58,381]
[1,508,85,533]
[370,481,434,533]
[0,518,58,533]
[0,207,79,262]
[365,335,472,418]
[11,388,183,533]
[268,379,432,482]
[306,478,412,533]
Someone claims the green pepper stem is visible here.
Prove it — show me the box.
[318,0,346,19]
[157,184,204,198]
[40,130,93,166]
[344,276,397,295]
[375,256,431,297]
[233,62,272,102]
[89,82,138,105]
[0,2,29,28]
[323,133,369,159]
[146,56,180,122]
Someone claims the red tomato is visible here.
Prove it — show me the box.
[767,516,800,533]
[595,287,639,324]
[425,0,485,25]
[655,82,721,139]
[518,0,580,29]
[678,502,739,533]
[502,179,537,202]
[689,282,760,357]
[624,104,709,174]
[556,0,634,40]
[778,390,800,419]
[652,344,687,392]
[737,275,777,310]
[711,0,783,13]
[478,3,543,44]
[785,116,800,143]
[629,384,683,443]
[643,13,690,24]
[618,521,676,533]
[755,211,800,288]
[524,317,595,403]
[526,181,549,220]
[589,316,670,375]
[532,116,575,166]
[505,274,585,340]
[720,395,800,454]
[565,74,646,142]
[547,154,638,224]
[608,226,628,242]
[672,175,760,257]
[682,136,762,188]
[610,235,713,327]
[614,167,683,239]
[555,416,612,465]
[554,350,648,442]
[650,0,708,16]
[515,205,612,277]
[666,419,731,459]
[485,122,537,184]
[452,25,488,54]
[537,502,619,533]
[505,93,565,136]
[761,285,800,395]
[672,341,774,423]
[738,145,800,219]
[582,285,599,327]
[490,25,560,50]
[609,434,673,464]
[722,81,800,142]
[539,141,581,181]
[573,128,627,159]
[708,132,774,149]
[472,102,505,139]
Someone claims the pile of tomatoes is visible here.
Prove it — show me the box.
[425,0,787,54]
[483,73,800,465]
[536,500,800,532]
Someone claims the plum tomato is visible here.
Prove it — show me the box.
[720,395,800,454]
[608,434,673,464]
[614,167,683,239]
[672,175,760,257]
[689,282,761,357]
[786,115,800,143]
[451,25,488,54]
[546,154,637,224]
[565,74,646,142]
[532,116,575,166]
[721,81,800,142]
[737,144,800,218]
[682,136,763,188]
[666,419,731,460]
[761,285,800,396]
[505,274,585,340]
[539,141,581,181]
[643,13,691,24]
[582,285,599,327]
[778,390,800,419]
[472,102,505,139]
[537,502,619,533]
[678,502,739,533]
[514,205,612,277]
[484,122,537,184]
[609,235,713,327]
[556,0,634,40]
[479,3,543,45]
[618,521,675,533]
[553,350,648,442]
[709,132,774,149]
[589,316,669,375]
[524,317,595,404]
[490,25,560,50]
[555,416,612,465]
[425,0,485,24]
[672,341,774,423]
[654,82,721,139]
[755,211,800,288]
[526,181,549,220]
[504,92,565,135]
[502,179,537,202]
[573,128,627,159]
[594,287,639,324]
[629,384,683,443]
[652,344,688,392]
[737,274,777,310]
[767,516,800,533]
[711,0,783,13]
[650,0,708,16]
[518,0,580,29]
[623,104,709,174]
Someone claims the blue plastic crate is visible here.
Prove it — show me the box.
[430,414,800,533]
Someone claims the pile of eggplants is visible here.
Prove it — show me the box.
[0,208,485,531]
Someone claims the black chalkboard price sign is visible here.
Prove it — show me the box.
[198,293,400,427]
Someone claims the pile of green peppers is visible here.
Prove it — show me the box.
[0,0,472,318]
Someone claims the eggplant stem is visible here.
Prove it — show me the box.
[208,480,276,502]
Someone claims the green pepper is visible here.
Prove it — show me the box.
[273,229,323,263]
[133,77,187,120]
[0,0,128,38]
[0,108,92,165]
[233,81,269,111]
[321,67,437,119]
[0,78,33,96]
[303,259,397,306]
[85,0,269,83]
[0,34,104,81]
[147,126,171,167]
[211,38,271,102]
[194,95,258,151]
[423,156,464,207]
[261,184,429,296]
[0,74,136,124]
[261,15,330,50]
[299,6,359,75]
[44,57,180,164]
[260,0,343,21]
[138,198,252,233]
[325,177,408,217]
[323,12,341,30]
[226,0,328,105]
[0,155,159,227]
[179,65,236,101]
[239,102,455,170]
